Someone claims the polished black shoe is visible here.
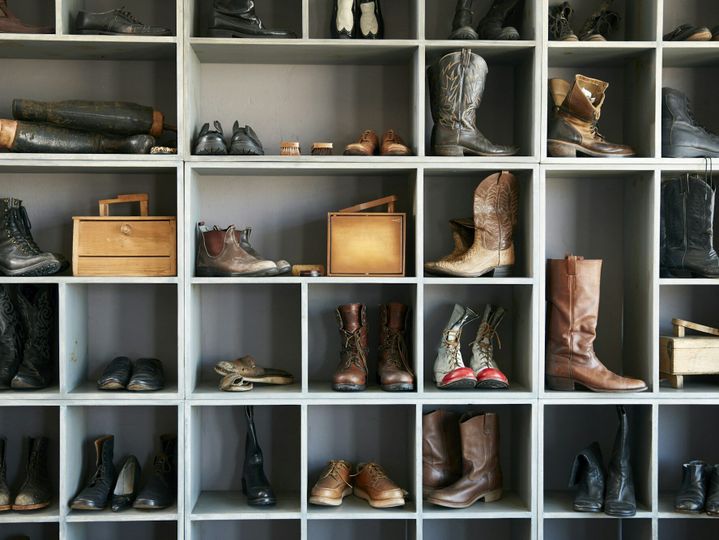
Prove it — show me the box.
[242,406,276,506]
[0,285,22,389]
[13,437,51,511]
[112,455,141,512]
[194,121,228,155]
[569,441,605,512]
[133,435,177,510]
[358,0,383,39]
[604,406,637,517]
[675,460,708,513]
[127,358,164,392]
[706,465,719,516]
[230,122,265,155]
[11,285,53,390]
[97,357,132,390]
[75,8,172,36]
[209,0,297,38]
[70,435,114,511]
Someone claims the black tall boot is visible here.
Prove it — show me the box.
[133,434,177,510]
[242,406,276,506]
[569,442,605,512]
[0,285,22,388]
[210,0,297,38]
[0,439,9,511]
[13,437,51,511]
[476,0,520,40]
[449,0,478,40]
[12,285,53,390]
[70,435,115,510]
[661,174,719,277]
[604,406,637,517]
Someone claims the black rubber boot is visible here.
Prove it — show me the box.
[242,406,276,506]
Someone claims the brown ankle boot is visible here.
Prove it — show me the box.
[426,412,503,508]
[547,75,635,157]
[0,1,53,33]
[377,303,414,392]
[332,304,368,392]
[195,223,278,277]
[546,255,647,392]
[422,410,462,497]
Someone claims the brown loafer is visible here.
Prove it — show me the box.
[380,129,412,156]
[353,463,406,508]
[309,460,353,506]
[344,130,378,156]
[214,355,294,385]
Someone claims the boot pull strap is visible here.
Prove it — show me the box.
[565,253,583,275]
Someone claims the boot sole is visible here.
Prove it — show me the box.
[207,28,293,39]
[76,29,172,36]
[426,487,502,509]
[380,383,414,392]
[309,487,352,506]
[97,381,127,390]
[0,504,10,512]
[0,261,61,277]
[434,145,518,157]
[436,378,477,390]
[332,383,366,392]
[12,501,49,511]
[354,487,405,508]
[546,375,648,393]
[424,265,512,278]
[547,140,635,158]
[475,379,509,390]
[195,268,279,277]
[663,145,719,158]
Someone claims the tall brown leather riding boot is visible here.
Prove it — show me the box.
[0,1,53,33]
[377,303,414,392]
[422,410,462,498]
[426,412,503,508]
[332,304,368,392]
[546,255,647,392]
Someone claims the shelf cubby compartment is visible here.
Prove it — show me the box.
[0,0,56,36]
[307,405,416,517]
[662,0,719,41]
[659,519,719,537]
[542,404,653,518]
[65,520,178,540]
[63,405,180,522]
[423,284,534,395]
[187,167,418,279]
[423,518,531,540]
[543,518,652,540]
[309,0,418,40]
[188,404,301,520]
[0,523,58,538]
[61,0,178,36]
[543,170,655,394]
[547,0,658,42]
[307,520,416,539]
[63,283,180,398]
[423,168,536,279]
[190,519,301,539]
[187,282,302,397]
[421,404,533,518]
[188,0,302,39]
[0,405,60,522]
[307,282,417,394]
[424,0,537,41]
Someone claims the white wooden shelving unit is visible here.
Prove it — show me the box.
[2,0,719,539]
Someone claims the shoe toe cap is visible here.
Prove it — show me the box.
[604,499,636,516]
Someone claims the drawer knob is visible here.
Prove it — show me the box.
[120,224,132,236]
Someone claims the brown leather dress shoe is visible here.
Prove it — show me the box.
[309,460,353,506]
[344,130,378,156]
[353,463,406,508]
[332,304,368,391]
[380,129,412,156]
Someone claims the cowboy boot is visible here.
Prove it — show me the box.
[439,218,475,263]
[604,406,637,517]
[195,223,278,277]
[133,434,177,509]
[662,87,719,158]
[476,0,519,40]
[332,304,368,392]
[577,1,620,41]
[547,75,635,157]
[675,460,708,513]
[210,0,297,38]
[427,49,519,156]
[449,0,478,40]
[426,412,503,508]
[548,2,577,41]
[13,437,51,511]
[0,285,22,388]
[236,227,290,275]
[242,406,276,506]
[423,410,462,497]
[0,0,53,33]
[662,175,719,277]
[11,285,53,389]
[546,255,648,392]
[569,441,605,512]
[0,439,9,511]
[470,305,509,389]
[377,303,414,392]
[433,304,479,389]
[425,172,518,277]
[70,435,115,510]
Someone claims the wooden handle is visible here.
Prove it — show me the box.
[339,195,398,213]
[672,318,719,337]
[99,193,149,217]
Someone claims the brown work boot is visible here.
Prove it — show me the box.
[332,304,368,392]
[546,255,648,392]
[354,463,406,508]
[309,460,353,506]
[195,223,278,277]
[377,303,414,392]
[423,410,462,497]
[344,130,379,156]
[0,0,53,33]
[547,75,635,157]
[380,129,412,156]
[426,412,503,509]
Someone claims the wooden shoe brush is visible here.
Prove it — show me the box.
[280,141,300,156]
[311,142,333,156]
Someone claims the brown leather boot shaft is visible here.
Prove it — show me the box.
[474,171,518,251]
[422,410,462,492]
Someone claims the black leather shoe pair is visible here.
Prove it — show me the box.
[675,461,719,515]
[193,121,264,156]
[569,406,637,516]
[331,0,384,39]
[97,357,164,392]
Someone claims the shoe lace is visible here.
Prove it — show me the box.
[687,100,712,135]
[475,321,502,358]
[5,207,37,256]
[154,453,172,475]
[353,463,388,488]
[360,130,374,143]
[340,329,367,370]
[321,460,352,488]
[380,328,414,375]
[17,206,42,253]
[589,121,607,141]
[442,331,465,371]
[117,7,145,26]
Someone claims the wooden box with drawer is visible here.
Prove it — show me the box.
[72,193,176,277]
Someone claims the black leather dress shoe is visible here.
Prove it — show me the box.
[127,358,164,392]
[97,357,132,390]
[194,121,228,155]
[112,455,141,512]
[75,9,172,36]
[209,0,296,38]
[230,122,264,155]
[133,435,177,510]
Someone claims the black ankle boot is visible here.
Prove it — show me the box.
[476,0,519,40]
[675,460,708,513]
[70,435,115,510]
[604,406,637,517]
[133,434,177,510]
[242,406,276,506]
[569,441,605,512]
[11,285,53,390]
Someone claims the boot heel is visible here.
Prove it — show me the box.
[547,141,577,157]
[664,267,692,278]
[207,28,237,38]
[546,375,575,391]
[482,489,503,503]
[434,145,465,157]
[491,265,512,278]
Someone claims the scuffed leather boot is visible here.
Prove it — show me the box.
[675,460,708,513]
[12,285,53,390]
[548,2,577,41]
[662,87,719,158]
[577,1,620,41]
[236,227,290,275]
[433,304,479,389]
[210,0,297,38]
[470,305,509,389]
[242,406,276,506]
[0,439,9,511]
[548,75,635,157]
[0,285,22,388]
[476,0,519,40]
[331,0,357,38]
[604,406,636,517]
[425,172,518,277]
[426,412,502,508]
[546,255,648,392]
[332,304,368,392]
[358,0,383,39]
[705,466,719,516]
[196,223,278,277]
[449,0,478,40]
[0,0,53,33]
[377,303,414,392]
[661,175,719,278]
[428,49,518,156]
[423,410,462,497]
[13,437,51,511]
[569,441,605,512]
[133,435,177,509]
[70,435,115,510]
